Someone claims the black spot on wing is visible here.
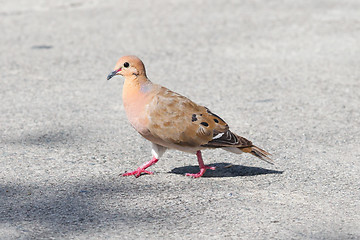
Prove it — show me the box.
[192,114,197,122]
[214,118,219,123]
[200,122,209,127]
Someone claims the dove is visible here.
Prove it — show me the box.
[107,55,273,178]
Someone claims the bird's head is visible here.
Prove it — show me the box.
[107,55,147,80]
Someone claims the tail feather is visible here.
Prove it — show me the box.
[240,145,274,165]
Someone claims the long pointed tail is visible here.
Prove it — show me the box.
[240,145,274,165]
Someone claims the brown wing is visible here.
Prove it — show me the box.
[146,85,230,147]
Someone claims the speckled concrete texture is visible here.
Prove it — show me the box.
[1,1,359,239]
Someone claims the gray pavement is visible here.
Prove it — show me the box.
[1,0,360,239]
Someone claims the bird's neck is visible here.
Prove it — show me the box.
[122,74,153,133]
[123,75,153,105]
[122,74,152,101]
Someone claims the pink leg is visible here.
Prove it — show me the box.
[185,151,216,178]
[122,157,159,178]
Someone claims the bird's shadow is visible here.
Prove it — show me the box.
[170,163,283,178]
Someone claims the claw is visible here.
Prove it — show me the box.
[122,168,154,177]
[185,165,215,178]
[122,157,158,178]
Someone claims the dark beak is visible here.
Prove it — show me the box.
[107,70,117,80]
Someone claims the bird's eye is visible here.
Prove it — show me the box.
[123,62,130,68]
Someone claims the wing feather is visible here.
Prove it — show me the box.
[202,130,253,148]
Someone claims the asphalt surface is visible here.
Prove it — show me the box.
[1,1,360,239]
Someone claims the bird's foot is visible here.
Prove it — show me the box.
[121,157,159,178]
[185,165,216,178]
[122,168,154,178]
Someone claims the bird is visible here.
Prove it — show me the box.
[107,55,273,178]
